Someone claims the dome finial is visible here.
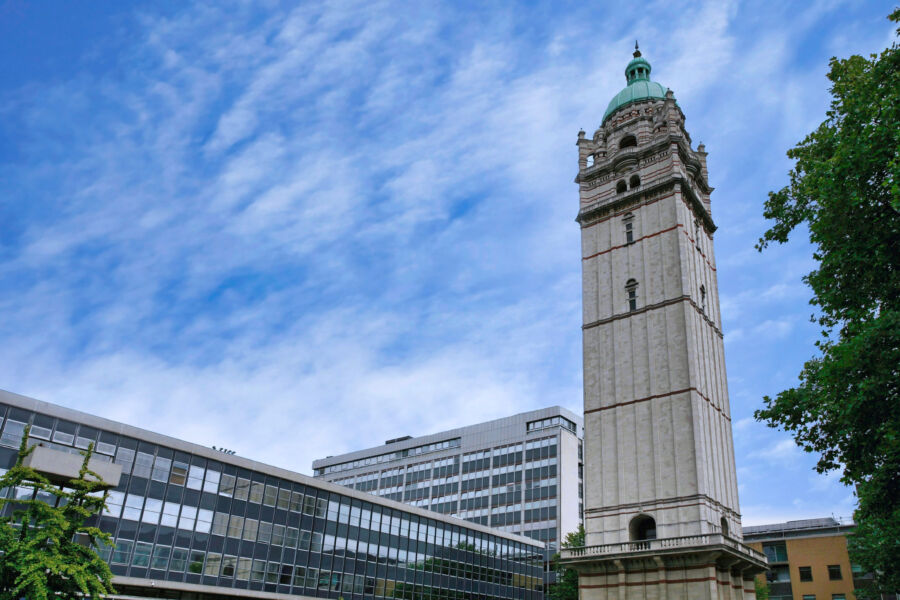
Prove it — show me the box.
[634,40,641,58]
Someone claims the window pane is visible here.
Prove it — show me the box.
[132,542,152,567]
[237,557,252,580]
[111,540,133,564]
[170,548,188,572]
[263,485,278,506]
[234,477,250,501]
[242,518,258,542]
[151,545,171,570]
[170,461,188,486]
[204,553,222,576]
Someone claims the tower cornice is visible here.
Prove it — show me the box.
[576,176,716,233]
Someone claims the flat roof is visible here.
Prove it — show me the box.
[0,388,543,548]
[743,517,854,538]
[313,404,583,469]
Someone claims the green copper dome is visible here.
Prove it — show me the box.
[603,44,669,123]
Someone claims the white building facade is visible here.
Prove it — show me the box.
[312,406,583,552]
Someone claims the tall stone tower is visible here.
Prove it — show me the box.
[560,46,767,599]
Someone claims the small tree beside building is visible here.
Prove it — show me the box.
[549,524,585,600]
[0,425,115,600]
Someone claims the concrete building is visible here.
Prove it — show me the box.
[744,518,893,600]
[0,389,545,600]
[312,406,584,552]
[560,45,767,599]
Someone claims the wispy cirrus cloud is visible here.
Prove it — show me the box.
[0,0,892,522]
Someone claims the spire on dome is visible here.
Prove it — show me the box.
[634,40,641,58]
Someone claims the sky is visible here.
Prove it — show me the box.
[0,0,894,528]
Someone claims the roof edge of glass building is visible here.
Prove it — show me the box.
[0,387,543,549]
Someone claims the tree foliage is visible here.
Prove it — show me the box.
[755,9,900,597]
[0,426,115,600]
[548,524,585,600]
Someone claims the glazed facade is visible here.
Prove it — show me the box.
[0,389,545,600]
[312,407,583,552]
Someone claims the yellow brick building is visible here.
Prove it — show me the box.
[743,518,888,600]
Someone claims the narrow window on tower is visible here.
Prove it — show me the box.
[694,218,702,250]
[616,180,627,194]
[619,134,637,149]
[700,285,706,314]
[629,174,640,189]
[626,279,638,312]
[623,213,634,244]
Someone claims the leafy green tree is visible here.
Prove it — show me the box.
[755,9,900,597]
[754,578,769,600]
[548,524,585,600]
[0,426,116,600]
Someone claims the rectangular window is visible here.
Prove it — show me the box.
[133,452,154,478]
[122,494,143,521]
[234,477,250,501]
[236,557,252,580]
[151,456,171,482]
[203,470,220,494]
[151,545,170,570]
[803,596,816,600]
[305,567,319,589]
[799,566,813,582]
[204,553,222,576]
[170,547,189,572]
[266,561,280,584]
[178,505,197,531]
[103,490,124,518]
[279,564,293,585]
[141,498,162,524]
[195,509,213,534]
[251,559,266,582]
[187,465,204,490]
[763,542,788,563]
[221,555,237,578]
[272,524,285,546]
[211,512,229,537]
[303,495,317,516]
[160,501,180,527]
[219,474,236,497]
[227,515,244,538]
[169,461,188,486]
[242,518,258,542]
[249,481,264,503]
[833,596,846,600]
[111,540,133,565]
[290,491,304,512]
[828,565,842,580]
[277,487,291,510]
[285,527,299,549]
[258,522,272,544]
[188,551,205,574]
[0,420,26,448]
[263,484,278,507]
[114,447,135,472]
[294,566,307,587]
[299,529,311,550]
[311,531,323,553]
[132,542,152,567]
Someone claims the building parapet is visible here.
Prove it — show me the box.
[561,533,767,564]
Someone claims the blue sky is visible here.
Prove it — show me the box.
[0,0,894,527]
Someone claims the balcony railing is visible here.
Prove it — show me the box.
[560,533,766,563]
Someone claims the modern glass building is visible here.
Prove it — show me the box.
[312,407,583,553]
[0,389,545,600]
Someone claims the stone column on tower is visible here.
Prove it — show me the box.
[561,45,767,600]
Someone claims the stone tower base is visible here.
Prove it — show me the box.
[562,535,767,600]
